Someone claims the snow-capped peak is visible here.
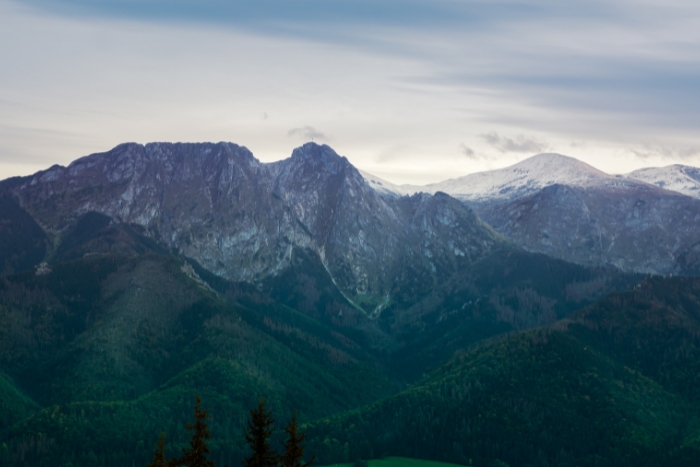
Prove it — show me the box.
[627,164,700,200]
[361,153,634,203]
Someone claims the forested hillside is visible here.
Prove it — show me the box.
[0,254,394,467]
[304,276,700,467]
[2,142,699,467]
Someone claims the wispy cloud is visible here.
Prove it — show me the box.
[16,0,485,31]
[458,143,475,158]
[628,145,700,161]
[2,0,700,182]
[479,133,549,154]
[458,142,496,161]
[287,126,327,141]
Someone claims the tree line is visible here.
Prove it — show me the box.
[146,395,315,467]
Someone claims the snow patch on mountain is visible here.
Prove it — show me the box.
[358,170,413,197]
[362,153,643,203]
[627,165,700,200]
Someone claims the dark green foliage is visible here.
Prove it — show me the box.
[147,433,168,467]
[306,277,700,467]
[383,247,640,381]
[0,194,48,276]
[0,227,693,467]
[307,329,695,466]
[0,254,395,467]
[52,211,112,260]
[243,397,278,467]
[566,275,700,403]
[0,370,39,431]
[51,211,168,263]
[180,395,215,467]
[262,248,360,324]
[280,411,315,467]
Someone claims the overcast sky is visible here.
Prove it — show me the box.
[1,0,699,184]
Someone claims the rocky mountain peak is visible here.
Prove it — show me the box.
[272,143,367,201]
[289,142,348,175]
[3,141,512,316]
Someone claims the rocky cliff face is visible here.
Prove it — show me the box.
[365,153,700,276]
[3,142,505,314]
[477,182,700,275]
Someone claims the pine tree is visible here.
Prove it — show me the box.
[243,396,278,467]
[147,433,168,467]
[180,394,215,467]
[280,411,315,467]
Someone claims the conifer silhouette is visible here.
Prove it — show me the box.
[180,394,215,467]
[280,410,315,467]
[243,396,278,467]
[147,432,168,467]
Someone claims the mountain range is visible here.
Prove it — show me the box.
[1,141,700,467]
[367,153,700,275]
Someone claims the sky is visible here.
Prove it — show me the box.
[1,0,699,184]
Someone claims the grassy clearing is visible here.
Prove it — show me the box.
[319,456,467,467]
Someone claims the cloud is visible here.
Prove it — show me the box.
[287,126,328,141]
[4,0,700,182]
[627,145,700,161]
[18,0,474,31]
[457,142,495,161]
[458,143,475,158]
[479,132,549,154]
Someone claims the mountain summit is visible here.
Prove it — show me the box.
[1,141,506,315]
[359,152,700,275]
[628,164,700,199]
[370,153,625,203]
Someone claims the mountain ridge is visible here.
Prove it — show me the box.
[0,141,681,467]
[1,142,511,316]
[357,152,700,276]
[628,164,700,199]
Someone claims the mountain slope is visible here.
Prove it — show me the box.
[359,153,700,276]
[0,193,48,276]
[628,164,700,199]
[0,253,396,466]
[0,142,671,467]
[306,276,700,467]
[2,142,512,315]
[477,181,700,274]
[419,153,621,203]
[0,370,38,432]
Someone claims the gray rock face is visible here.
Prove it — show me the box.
[14,142,300,283]
[5,142,505,314]
[361,152,700,276]
[476,182,700,275]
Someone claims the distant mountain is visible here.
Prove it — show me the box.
[1,142,507,315]
[0,246,635,466]
[361,154,700,276]
[0,142,680,467]
[306,275,700,467]
[378,153,630,204]
[628,164,700,199]
[0,142,637,377]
